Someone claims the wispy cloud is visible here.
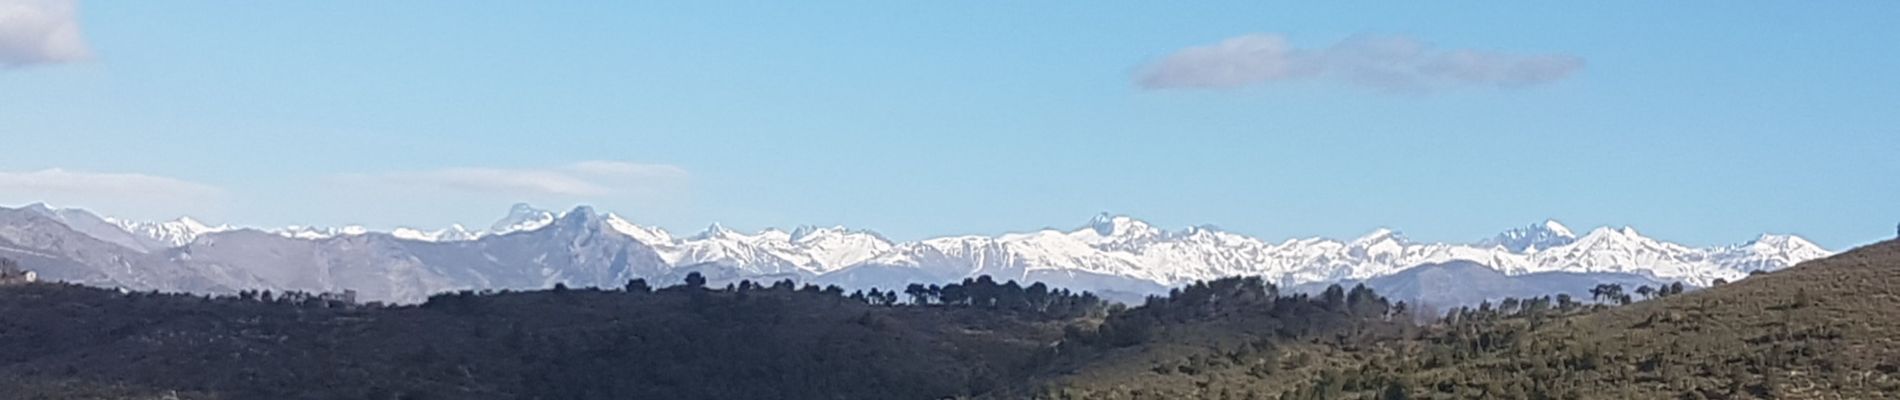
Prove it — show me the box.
[338,161,689,198]
[0,168,223,199]
[1136,34,1584,93]
[0,0,90,68]
[0,168,225,218]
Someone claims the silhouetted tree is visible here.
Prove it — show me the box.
[1590,284,1625,304]
[1321,284,1347,312]
[904,283,929,305]
[624,279,651,293]
[683,272,707,288]
[940,284,967,306]
[1026,282,1050,311]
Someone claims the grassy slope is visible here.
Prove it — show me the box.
[1000,240,1900,399]
[1502,238,1900,397]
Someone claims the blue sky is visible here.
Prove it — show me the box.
[1,1,1895,248]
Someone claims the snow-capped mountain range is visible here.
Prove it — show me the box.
[0,203,1833,303]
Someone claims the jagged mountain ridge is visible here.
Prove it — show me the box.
[0,203,1833,303]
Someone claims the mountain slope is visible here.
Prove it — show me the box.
[1303,260,1673,310]
[0,203,1835,304]
[1003,239,1900,399]
[0,207,247,293]
[168,206,673,303]
[1492,238,1900,397]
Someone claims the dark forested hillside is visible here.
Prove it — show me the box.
[0,240,1894,399]
[0,276,1100,400]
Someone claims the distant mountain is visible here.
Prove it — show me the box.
[1478,219,1577,252]
[0,203,1834,304]
[14,202,232,251]
[1295,260,1674,310]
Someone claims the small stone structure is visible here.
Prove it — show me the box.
[0,258,37,285]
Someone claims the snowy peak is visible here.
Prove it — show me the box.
[1542,219,1575,237]
[125,217,236,247]
[1085,213,1158,237]
[274,225,369,240]
[1719,233,1831,270]
[490,203,556,234]
[557,205,600,225]
[13,203,239,249]
[20,202,55,214]
[392,224,479,242]
[693,222,739,240]
[1481,219,1580,253]
[790,225,878,242]
[1,203,1838,295]
[1561,225,1665,254]
[1350,228,1408,247]
[604,213,673,245]
[1579,225,1645,242]
[1747,233,1820,250]
[1074,213,1164,246]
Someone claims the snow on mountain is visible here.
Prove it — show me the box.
[391,224,480,242]
[604,213,673,245]
[490,203,557,234]
[1072,213,1165,249]
[3,203,1835,300]
[15,203,234,250]
[17,203,167,252]
[1479,219,1579,253]
[1708,234,1833,276]
[643,223,894,276]
[115,216,236,247]
[843,215,1830,289]
[274,203,554,243]
[788,225,893,273]
[272,225,370,240]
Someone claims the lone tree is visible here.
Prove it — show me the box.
[683,272,707,288]
[624,278,651,293]
[1634,285,1656,300]
[1590,283,1625,304]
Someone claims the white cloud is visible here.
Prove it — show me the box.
[0,168,225,218]
[339,161,689,198]
[0,0,90,68]
[1137,34,1583,92]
